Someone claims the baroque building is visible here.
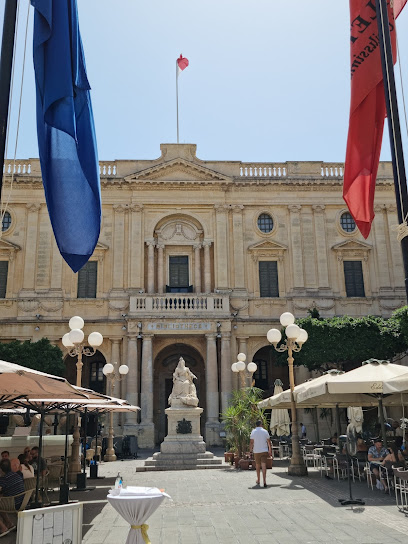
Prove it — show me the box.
[0,143,405,446]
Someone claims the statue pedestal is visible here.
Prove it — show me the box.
[141,407,222,471]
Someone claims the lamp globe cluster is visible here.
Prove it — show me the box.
[267,312,308,346]
[62,315,104,349]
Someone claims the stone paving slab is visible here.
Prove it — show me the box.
[79,454,408,544]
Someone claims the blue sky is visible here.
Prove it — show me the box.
[3,1,408,163]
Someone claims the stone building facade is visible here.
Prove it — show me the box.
[0,143,405,446]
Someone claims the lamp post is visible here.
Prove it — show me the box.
[231,353,257,389]
[102,361,129,461]
[62,316,103,479]
[267,311,308,476]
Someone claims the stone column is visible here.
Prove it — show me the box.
[220,333,232,414]
[232,205,245,289]
[385,205,400,287]
[146,242,155,294]
[22,204,41,292]
[140,335,153,423]
[50,237,63,291]
[194,244,202,293]
[205,333,219,424]
[112,205,127,290]
[288,205,304,289]
[373,204,391,288]
[125,335,138,427]
[214,205,229,289]
[129,204,143,290]
[157,244,165,294]
[203,241,212,293]
[312,205,329,288]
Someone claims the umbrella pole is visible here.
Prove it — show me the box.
[59,409,70,504]
[314,407,320,443]
[72,407,95,492]
[379,397,388,448]
[335,405,341,438]
[32,403,45,508]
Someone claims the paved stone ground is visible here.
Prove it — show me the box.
[5,450,408,543]
[79,450,408,544]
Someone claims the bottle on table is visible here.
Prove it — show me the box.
[114,472,123,490]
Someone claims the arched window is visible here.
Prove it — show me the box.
[89,361,105,393]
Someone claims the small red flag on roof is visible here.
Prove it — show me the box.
[177,54,189,76]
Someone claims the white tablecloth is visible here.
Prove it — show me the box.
[107,487,171,544]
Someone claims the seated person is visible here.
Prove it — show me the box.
[29,447,47,476]
[10,458,20,473]
[356,437,368,452]
[18,454,34,479]
[330,433,338,446]
[381,442,405,492]
[0,452,9,461]
[368,438,388,486]
[0,458,24,532]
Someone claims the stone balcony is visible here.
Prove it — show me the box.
[129,293,230,316]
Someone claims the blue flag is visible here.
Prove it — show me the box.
[31,0,101,272]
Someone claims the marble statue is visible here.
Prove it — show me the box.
[168,357,199,407]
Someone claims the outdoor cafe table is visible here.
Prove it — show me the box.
[107,486,171,544]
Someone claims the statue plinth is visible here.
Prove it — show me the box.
[160,406,206,455]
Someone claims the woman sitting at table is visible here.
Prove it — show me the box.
[17,454,34,479]
[380,441,405,493]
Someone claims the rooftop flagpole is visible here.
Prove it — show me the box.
[175,54,189,145]
[0,0,18,202]
[375,0,408,300]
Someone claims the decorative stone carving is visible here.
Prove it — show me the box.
[168,357,199,408]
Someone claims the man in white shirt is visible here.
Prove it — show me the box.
[249,420,272,487]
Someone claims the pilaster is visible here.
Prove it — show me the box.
[312,205,329,288]
[288,205,304,289]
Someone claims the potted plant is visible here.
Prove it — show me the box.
[222,387,267,466]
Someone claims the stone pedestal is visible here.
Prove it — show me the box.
[141,407,222,471]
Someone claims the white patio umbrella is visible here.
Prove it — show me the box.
[0,359,90,404]
[269,379,291,436]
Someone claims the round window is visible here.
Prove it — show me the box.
[340,211,356,233]
[1,212,11,232]
[257,213,274,234]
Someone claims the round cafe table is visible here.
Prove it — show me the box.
[107,486,171,544]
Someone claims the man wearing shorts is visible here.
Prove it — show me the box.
[249,420,272,487]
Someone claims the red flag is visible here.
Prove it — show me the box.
[176,54,189,75]
[343,0,405,238]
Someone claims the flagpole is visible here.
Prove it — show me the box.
[0,0,18,202]
[375,0,408,301]
[176,61,179,144]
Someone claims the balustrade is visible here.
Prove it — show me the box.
[129,293,229,314]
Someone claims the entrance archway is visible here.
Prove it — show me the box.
[154,343,205,443]
[252,346,289,397]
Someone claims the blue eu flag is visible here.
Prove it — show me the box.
[31,0,101,272]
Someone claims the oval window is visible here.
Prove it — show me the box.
[257,213,273,234]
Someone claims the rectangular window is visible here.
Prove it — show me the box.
[259,261,279,297]
[167,256,190,292]
[344,260,365,297]
[77,261,97,298]
[0,261,8,298]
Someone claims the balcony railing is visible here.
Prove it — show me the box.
[129,294,229,314]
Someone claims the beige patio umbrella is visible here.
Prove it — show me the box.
[0,359,90,404]
[269,379,291,436]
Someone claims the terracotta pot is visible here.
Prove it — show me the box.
[239,459,250,470]
[266,457,273,469]
[234,455,240,468]
[224,452,234,463]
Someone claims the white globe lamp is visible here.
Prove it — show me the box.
[296,328,308,345]
[103,363,114,376]
[69,316,84,330]
[68,328,84,345]
[231,363,239,373]
[236,361,246,372]
[62,332,74,348]
[285,324,301,339]
[119,365,129,375]
[247,362,257,373]
[88,331,103,347]
[280,312,295,327]
[237,353,246,362]
[267,328,282,345]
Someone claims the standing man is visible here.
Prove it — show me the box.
[300,422,307,438]
[249,420,272,488]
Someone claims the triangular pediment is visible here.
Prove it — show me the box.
[0,239,20,252]
[124,158,232,183]
[332,240,372,252]
[95,242,109,251]
[248,240,288,252]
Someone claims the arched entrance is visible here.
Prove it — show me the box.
[252,346,289,397]
[154,344,205,443]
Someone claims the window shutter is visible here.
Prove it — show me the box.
[169,256,189,287]
[77,261,97,298]
[344,261,365,297]
[259,261,279,297]
[0,261,8,298]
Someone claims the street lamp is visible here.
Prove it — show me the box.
[62,316,103,479]
[231,353,258,388]
[102,361,129,461]
[267,311,308,476]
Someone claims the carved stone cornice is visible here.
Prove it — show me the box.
[26,203,41,212]
[129,204,144,213]
[231,205,244,213]
[214,204,230,213]
[113,204,129,213]
[312,205,325,213]
[202,241,212,248]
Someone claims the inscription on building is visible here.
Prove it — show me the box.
[147,322,211,331]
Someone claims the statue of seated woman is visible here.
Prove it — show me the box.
[168,357,199,407]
